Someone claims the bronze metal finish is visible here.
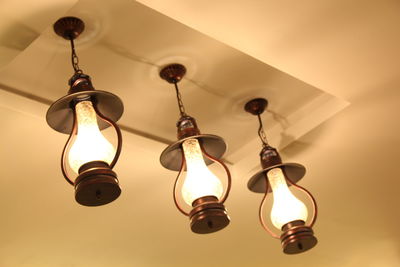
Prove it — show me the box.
[280,220,318,254]
[50,16,124,207]
[159,63,232,234]
[245,98,307,193]
[53,17,85,40]
[68,73,95,94]
[160,63,188,117]
[74,161,121,206]
[260,145,282,169]
[245,98,318,253]
[244,98,268,115]
[245,98,270,146]
[159,64,186,84]
[176,116,201,139]
[189,196,230,234]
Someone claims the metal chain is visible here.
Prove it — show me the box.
[69,37,83,74]
[257,113,269,146]
[174,82,187,117]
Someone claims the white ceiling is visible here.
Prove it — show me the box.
[0,0,347,161]
[1,0,399,266]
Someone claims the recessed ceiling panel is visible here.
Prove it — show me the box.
[0,0,348,165]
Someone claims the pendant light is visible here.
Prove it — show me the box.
[245,98,317,254]
[159,64,232,234]
[46,17,124,206]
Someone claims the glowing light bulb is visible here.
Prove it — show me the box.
[181,138,223,206]
[267,167,308,230]
[68,101,115,174]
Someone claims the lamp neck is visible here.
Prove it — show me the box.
[68,73,95,94]
[260,145,282,169]
[176,116,201,139]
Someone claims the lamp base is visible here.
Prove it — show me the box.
[74,162,121,206]
[189,196,230,234]
[280,220,317,254]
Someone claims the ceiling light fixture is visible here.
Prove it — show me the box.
[245,98,317,254]
[159,64,232,234]
[46,17,124,206]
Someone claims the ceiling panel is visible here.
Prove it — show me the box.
[5,0,399,267]
[0,0,347,165]
[4,0,392,266]
[0,0,77,69]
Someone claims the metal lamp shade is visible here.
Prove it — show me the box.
[248,163,306,193]
[160,134,227,171]
[46,90,123,134]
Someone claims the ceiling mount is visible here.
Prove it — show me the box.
[53,16,85,40]
[244,98,268,115]
[159,63,186,84]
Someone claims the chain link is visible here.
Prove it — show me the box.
[69,38,83,74]
[257,113,269,146]
[174,82,187,117]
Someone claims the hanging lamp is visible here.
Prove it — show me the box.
[245,98,317,254]
[46,17,124,206]
[159,64,232,234]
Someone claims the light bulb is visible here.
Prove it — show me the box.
[68,100,115,174]
[181,138,223,206]
[267,167,308,230]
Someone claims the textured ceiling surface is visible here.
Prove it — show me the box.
[0,0,399,266]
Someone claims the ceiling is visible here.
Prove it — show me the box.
[0,0,399,266]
